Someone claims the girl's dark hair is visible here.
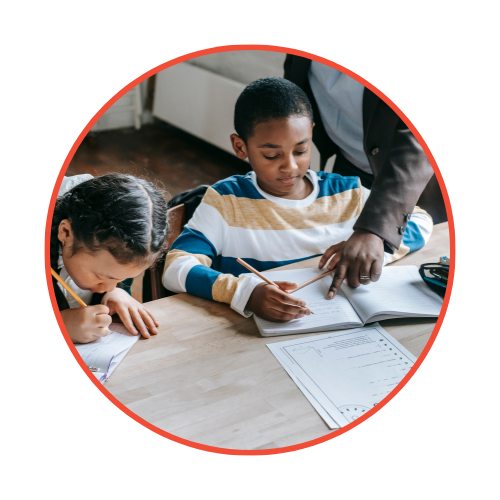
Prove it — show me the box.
[50,174,169,271]
[234,77,314,142]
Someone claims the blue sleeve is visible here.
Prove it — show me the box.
[165,227,223,301]
[170,227,218,259]
[402,220,426,252]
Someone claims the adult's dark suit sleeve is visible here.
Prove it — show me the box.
[284,54,438,252]
[354,120,435,250]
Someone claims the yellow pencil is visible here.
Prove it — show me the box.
[237,258,287,292]
[51,268,87,307]
[236,258,314,314]
[289,269,335,293]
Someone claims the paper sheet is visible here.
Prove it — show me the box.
[267,324,416,428]
[271,343,340,429]
[75,324,140,383]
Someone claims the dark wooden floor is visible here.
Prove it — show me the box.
[67,122,250,301]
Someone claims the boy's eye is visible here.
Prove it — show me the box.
[295,149,308,155]
[264,154,279,160]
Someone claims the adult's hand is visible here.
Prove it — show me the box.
[318,229,385,299]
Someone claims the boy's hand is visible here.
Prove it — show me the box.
[319,230,384,299]
[247,282,312,322]
[60,305,112,344]
[102,288,159,338]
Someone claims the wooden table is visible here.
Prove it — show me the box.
[106,223,450,450]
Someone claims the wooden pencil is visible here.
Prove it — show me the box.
[289,269,335,293]
[236,258,286,291]
[51,268,87,307]
[236,258,314,314]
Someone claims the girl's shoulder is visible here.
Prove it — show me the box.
[58,174,94,197]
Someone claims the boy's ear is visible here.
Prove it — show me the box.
[230,133,248,160]
[58,219,73,246]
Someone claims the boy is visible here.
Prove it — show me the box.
[163,78,432,322]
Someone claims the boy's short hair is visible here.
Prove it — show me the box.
[234,77,314,142]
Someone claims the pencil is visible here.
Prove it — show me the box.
[289,269,335,294]
[236,258,314,314]
[237,258,286,291]
[51,268,87,307]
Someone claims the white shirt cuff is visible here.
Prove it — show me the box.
[230,275,261,318]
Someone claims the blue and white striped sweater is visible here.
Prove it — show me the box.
[163,170,432,316]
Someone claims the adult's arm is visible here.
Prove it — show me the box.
[354,119,435,251]
[326,121,435,297]
[285,54,436,293]
[322,120,433,296]
[284,54,434,250]
[323,197,435,299]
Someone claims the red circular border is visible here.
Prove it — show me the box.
[45,44,455,456]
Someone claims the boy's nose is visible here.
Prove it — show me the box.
[281,154,299,173]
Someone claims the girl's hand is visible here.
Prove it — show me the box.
[102,288,159,338]
[246,282,312,322]
[60,305,112,344]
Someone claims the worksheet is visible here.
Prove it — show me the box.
[75,324,140,383]
[267,324,416,428]
[272,344,341,430]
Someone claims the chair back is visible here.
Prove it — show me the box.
[166,203,187,250]
[149,203,187,301]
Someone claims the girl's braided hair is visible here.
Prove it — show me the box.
[50,174,169,271]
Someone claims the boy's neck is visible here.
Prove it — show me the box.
[256,174,313,200]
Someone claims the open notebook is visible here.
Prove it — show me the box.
[245,265,443,337]
[74,324,139,383]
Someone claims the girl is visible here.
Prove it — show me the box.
[50,173,169,344]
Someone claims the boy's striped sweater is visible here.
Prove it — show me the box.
[163,170,432,316]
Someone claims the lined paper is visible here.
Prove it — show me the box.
[341,266,443,323]
[249,269,362,335]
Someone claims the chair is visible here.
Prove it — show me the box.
[143,203,187,302]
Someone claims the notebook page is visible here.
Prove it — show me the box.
[341,266,444,323]
[247,269,362,335]
[75,324,140,382]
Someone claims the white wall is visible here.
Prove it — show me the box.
[187,50,286,84]
[153,62,245,155]
[92,50,324,171]
[91,80,151,132]
[153,52,322,171]
[93,51,287,132]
